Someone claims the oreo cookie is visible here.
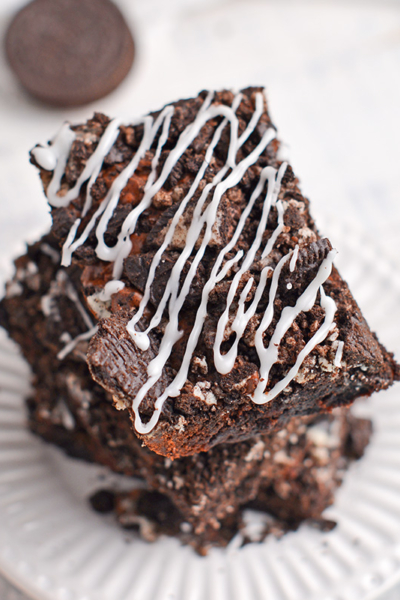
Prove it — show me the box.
[5,0,135,107]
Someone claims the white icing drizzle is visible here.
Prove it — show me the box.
[60,94,215,272]
[131,113,277,433]
[214,163,287,375]
[39,90,339,435]
[32,146,58,172]
[62,219,81,266]
[37,120,122,209]
[334,340,344,368]
[86,280,126,320]
[98,280,125,302]
[252,249,337,404]
[259,285,337,401]
[290,244,299,272]
[126,92,248,350]
[95,96,244,279]
[32,123,75,175]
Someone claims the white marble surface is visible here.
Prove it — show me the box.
[0,0,399,597]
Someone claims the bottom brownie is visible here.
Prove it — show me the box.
[88,409,371,554]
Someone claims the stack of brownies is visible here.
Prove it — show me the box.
[0,88,397,552]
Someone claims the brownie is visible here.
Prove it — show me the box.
[0,87,396,552]
[93,410,372,554]
[27,87,398,459]
[0,236,371,550]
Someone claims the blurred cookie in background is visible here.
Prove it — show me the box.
[5,0,135,107]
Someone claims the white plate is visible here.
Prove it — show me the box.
[0,223,400,600]
[0,1,400,599]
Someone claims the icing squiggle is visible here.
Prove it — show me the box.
[34,91,340,434]
[253,250,337,404]
[127,92,261,351]
[214,164,287,375]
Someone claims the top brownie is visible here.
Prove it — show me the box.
[30,87,399,458]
